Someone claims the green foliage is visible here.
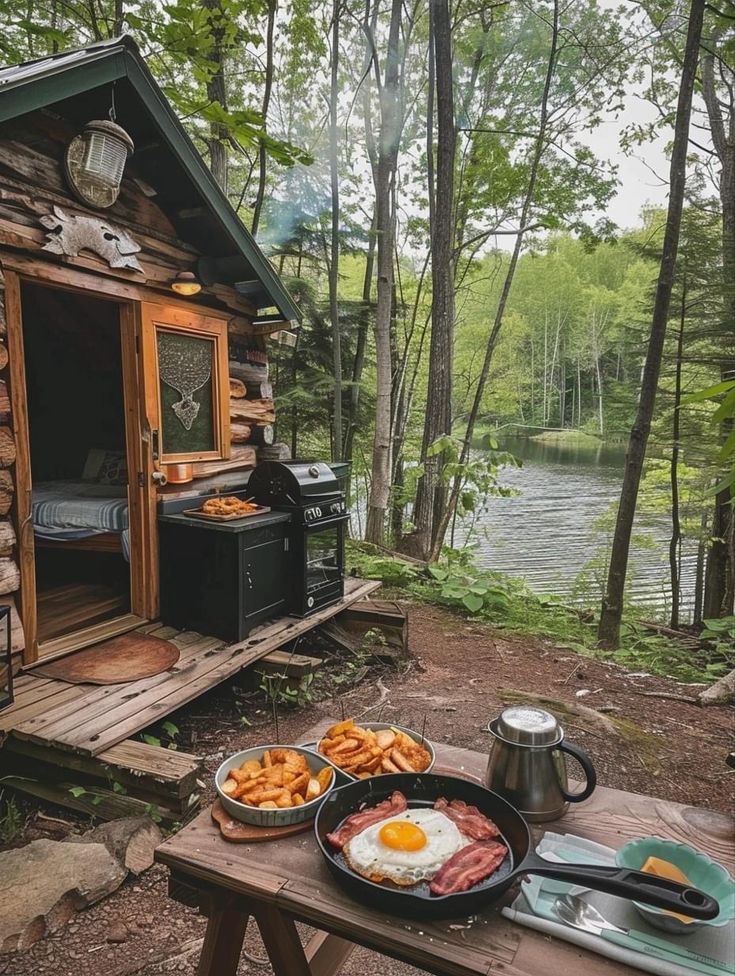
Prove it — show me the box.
[0,790,24,844]
[258,670,315,708]
[144,803,163,825]
[685,379,735,497]
[141,721,179,751]
[347,544,733,683]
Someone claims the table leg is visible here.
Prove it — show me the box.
[253,905,313,976]
[196,892,249,976]
[305,929,356,976]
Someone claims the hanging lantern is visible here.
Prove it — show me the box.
[65,118,134,209]
[80,120,133,190]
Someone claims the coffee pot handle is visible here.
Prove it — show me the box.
[558,741,596,802]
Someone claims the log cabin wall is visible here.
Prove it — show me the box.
[0,110,256,318]
[0,268,25,672]
[0,108,283,666]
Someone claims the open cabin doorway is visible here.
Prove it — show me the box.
[15,281,148,659]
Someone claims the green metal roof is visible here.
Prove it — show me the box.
[0,36,300,322]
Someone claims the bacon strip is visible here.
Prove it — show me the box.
[434,797,500,840]
[429,840,507,896]
[326,790,408,850]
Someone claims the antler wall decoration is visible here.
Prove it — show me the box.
[157,332,212,430]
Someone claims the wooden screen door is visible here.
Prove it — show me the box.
[138,303,231,475]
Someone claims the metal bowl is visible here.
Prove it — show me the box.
[316,722,436,782]
[215,744,335,827]
[616,837,735,935]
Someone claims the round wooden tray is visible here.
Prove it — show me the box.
[211,799,314,843]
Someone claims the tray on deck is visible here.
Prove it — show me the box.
[183,504,271,522]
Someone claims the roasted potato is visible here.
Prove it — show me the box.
[221,750,334,810]
[318,722,432,779]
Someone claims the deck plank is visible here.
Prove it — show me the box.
[10,578,381,757]
[67,579,382,755]
[0,682,90,731]
[14,636,223,742]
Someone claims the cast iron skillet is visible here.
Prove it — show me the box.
[314,773,720,921]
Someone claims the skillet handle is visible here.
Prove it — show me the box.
[521,854,719,919]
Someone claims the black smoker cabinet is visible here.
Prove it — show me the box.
[158,510,292,643]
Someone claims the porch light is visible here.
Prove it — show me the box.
[79,119,134,192]
[0,604,13,712]
[171,271,202,296]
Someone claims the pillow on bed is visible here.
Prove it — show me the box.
[82,448,128,486]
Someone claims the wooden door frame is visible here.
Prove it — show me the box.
[4,270,156,663]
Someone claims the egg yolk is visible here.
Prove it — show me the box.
[379,820,427,851]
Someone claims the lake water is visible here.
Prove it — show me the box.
[452,435,697,618]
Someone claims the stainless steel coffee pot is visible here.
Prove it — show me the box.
[485,706,596,822]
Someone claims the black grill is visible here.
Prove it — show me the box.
[248,460,348,616]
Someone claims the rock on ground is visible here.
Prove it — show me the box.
[0,838,126,951]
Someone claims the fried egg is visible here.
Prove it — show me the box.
[343,808,468,886]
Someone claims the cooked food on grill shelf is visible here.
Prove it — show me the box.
[201,496,260,516]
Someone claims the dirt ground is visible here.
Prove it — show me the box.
[2,601,733,976]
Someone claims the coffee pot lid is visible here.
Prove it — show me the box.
[494,706,562,746]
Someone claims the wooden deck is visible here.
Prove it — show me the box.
[1,576,381,759]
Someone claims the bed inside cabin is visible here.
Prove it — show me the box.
[21,283,131,644]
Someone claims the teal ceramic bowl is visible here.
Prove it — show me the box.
[616,837,735,935]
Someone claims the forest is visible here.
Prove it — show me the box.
[1,0,733,662]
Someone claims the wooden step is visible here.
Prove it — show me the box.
[0,767,192,824]
[257,649,323,678]
[4,735,203,800]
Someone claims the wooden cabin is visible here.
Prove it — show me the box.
[0,35,305,668]
[0,37,379,821]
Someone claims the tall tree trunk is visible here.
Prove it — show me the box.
[577,358,582,428]
[694,510,708,627]
[595,355,604,436]
[412,0,456,557]
[343,211,376,464]
[251,0,277,235]
[204,0,229,193]
[328,0,342,461]
[701,30,735,619]
[364,0,402,544]
[597,0,705,648]
[669,279,685,629]
[429,0,561,560]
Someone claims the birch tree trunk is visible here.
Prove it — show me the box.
[328,0,342,460]
[204,0,229,194]
[597,0,706,648]
[412,0,456,557]
[250,0,277,236]
[365,0,402,544]
[669,279,686,630]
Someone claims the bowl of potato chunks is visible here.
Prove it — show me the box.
[317,719,435,781]
[216,745,336,826]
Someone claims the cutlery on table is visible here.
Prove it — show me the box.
[552,894,730,975]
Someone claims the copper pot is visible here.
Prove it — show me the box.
[165,462,193,484]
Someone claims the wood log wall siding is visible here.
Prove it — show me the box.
[0,112,257,319]
[0,268,24,662]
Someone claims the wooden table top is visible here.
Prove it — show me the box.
[155,722,735,976]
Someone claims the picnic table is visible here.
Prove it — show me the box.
[155,721,734,976]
